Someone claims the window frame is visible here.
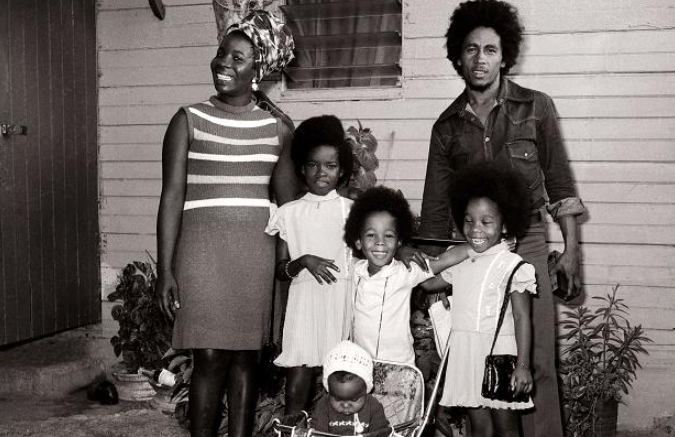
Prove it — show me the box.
[278,0,405,102]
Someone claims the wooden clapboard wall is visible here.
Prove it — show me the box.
[97,0,675,429]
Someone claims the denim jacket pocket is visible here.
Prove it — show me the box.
[505,140,543,190]
[444,132,472,170]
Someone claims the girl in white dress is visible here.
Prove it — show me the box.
[265,115,355,415]
[423,163,536,437]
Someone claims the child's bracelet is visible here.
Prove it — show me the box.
[285,260,299,279]
[517,362,530,371]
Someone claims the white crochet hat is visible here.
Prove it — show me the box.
[323,341,374,393]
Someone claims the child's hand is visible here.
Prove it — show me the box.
[395,245,437,272]
[510,365,533,396]
[301,255,340,285]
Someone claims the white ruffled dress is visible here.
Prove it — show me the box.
[265,190,353,367]
[438,242,536,410]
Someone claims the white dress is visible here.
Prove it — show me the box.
[265,190,353,367]
[351,259,434,365]
[438,242,536,410]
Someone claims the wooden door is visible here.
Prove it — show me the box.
[0,0,99,346]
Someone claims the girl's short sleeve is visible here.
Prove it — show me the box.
[407,260,435,287]
[439,265,455,284]
[511,262,537,294]
[264,204,287,240]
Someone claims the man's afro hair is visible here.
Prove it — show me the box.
[445,0,523,76]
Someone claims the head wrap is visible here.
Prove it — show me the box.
[226,10,295,81]
[323,341,374,393]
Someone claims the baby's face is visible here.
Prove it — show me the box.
[328,377,367,415]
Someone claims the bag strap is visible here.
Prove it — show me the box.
[488,260,527,356]
[348,277,361,341]
[349,276,389,360]
[374,278,389,359]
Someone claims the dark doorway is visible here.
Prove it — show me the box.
[0,0,99,346]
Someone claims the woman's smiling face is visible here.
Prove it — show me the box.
[462,197,506,253]
[210,32,257,105]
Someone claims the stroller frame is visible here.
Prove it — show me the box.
[273,352,451,437]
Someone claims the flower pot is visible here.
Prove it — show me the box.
[593,399,618,437]
[149,382,178,415]
[112,371,156,402]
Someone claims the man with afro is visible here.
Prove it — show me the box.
[418,2,586,437]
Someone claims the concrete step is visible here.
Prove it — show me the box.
[0,325,117,398]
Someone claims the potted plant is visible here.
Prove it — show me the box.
[108,259,173,401]
[144,347,192,414]
[558,284,652,437]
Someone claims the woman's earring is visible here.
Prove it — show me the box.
[251,79,259,91]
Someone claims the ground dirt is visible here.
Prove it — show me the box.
[0,392,655,437]
[0,392,188,437]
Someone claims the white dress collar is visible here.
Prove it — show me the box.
[301,190,340,202]
[467,241,510,259]
[354,259,401,279]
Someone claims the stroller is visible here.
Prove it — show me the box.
[272,352,451,437]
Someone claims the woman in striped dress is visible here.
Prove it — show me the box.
[156,11,297,437]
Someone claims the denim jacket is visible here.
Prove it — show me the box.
[419,78,584,239]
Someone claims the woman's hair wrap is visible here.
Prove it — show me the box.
[226,10,295,81]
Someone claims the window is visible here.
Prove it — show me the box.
[280,0,403,90]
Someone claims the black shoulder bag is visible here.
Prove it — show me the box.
[481,260,531,403]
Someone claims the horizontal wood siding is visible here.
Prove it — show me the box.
[97,0,675,429]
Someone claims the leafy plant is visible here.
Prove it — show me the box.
[558,284,651,437]
[167,347,287,436]
[108,260,173,373]
[345,121,379,191]
[163,347,193,406]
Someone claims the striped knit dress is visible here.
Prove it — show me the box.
[172,96,282,350]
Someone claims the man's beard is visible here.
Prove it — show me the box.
[464,75,499,93]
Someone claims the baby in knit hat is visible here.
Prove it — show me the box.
[312,341,390,435]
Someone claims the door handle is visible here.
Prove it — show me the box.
[1,124,28,136]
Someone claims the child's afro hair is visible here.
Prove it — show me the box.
[344,186,415,258]
[291,115,354,187]
[445,0,523,76]
[450,163,531,240]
